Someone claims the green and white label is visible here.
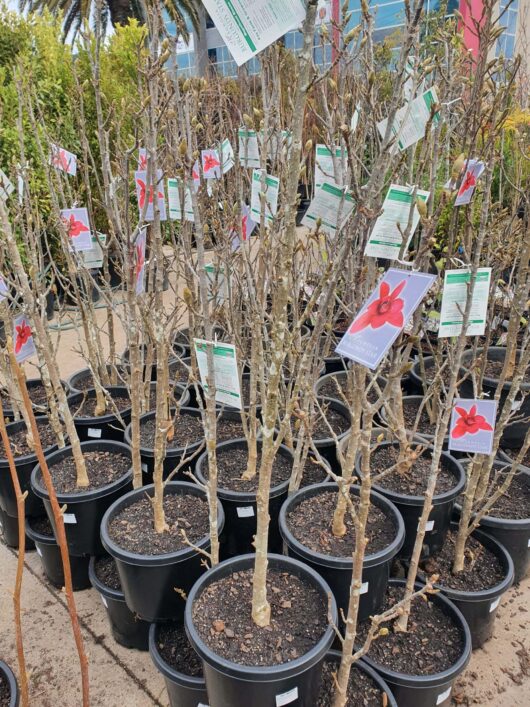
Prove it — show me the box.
[314,144,347,188]
[377,87,439,151]
[193,339,242,410]
[79,233,106,269]
[205,263,227,305]
[238,128,260,168]
[301,181,354,236]
[250,169,280,223]
[365,184,430,259]
[439,268,492,338]
[221,138,235,174]
[168,178,194,222]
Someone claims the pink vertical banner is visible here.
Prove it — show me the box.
[458,0,486,58]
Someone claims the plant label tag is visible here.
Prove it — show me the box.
[511,398,523,412]
[237,506,255,518]
[250,169,280,223]
[63,513,77,524]
[87,427,102,439]
[194,340,242,410]
[13,314,37,363]
[449,399,497,455]
[436,685,451,705]
[439,268,491,338]
[60,207,93,252]
[489,596,501,613]
[36,546,43,557]
[276,686,299,706]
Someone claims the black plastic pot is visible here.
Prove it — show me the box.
[379,395,451,447]
[0,661,19,707]
[195,439,293,559]
[498,447,530,473]
[356,442,466,559]
[323,650,397,706]
[66,365,129,395]
[88,557,150,650]
[149,623,208,707]
[31,440,133,556]
[25,516,91,590]
[279,483,405,622]
[362,579,472,707]
[460,347,530,449]
[422,525,513,649]
[67,386,131,443]
[25,378,67,415]
[319,335,348,375]
[124,407,204,480]
[101,481,224,622]
[0,507,35,551]
[121,344,186,381]
[0,417,57,518]
[184,553,337,707]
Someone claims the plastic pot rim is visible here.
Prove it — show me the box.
[100,481,224,567]
[124,407,204,459]
[498,448,530,474]
[184,552,337,682]
[359,579,472,689]
[194,438,294,503]
[88,555,127,602]
[460,347,529,393]
[66,386,131,424]
[0,416,58,468]
[30,440,133,505]
[148,622,206,690]
[279,482,405,570]
[25,517,56,546]
[0,660,18,707]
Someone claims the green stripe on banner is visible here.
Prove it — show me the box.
[224,0,256,52]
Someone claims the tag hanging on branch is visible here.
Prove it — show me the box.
[135,227,147,295]
[50,144,77,176]
[60,208,93,252]
[134,170,167,221]
[448,399,497,455]
[13,314,36,363]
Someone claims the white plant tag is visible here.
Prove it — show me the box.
[276,687,299,706]
[101,594,108,608]
[237,506,255,518]
[63,513,77,524]
[436,685,452,705]
[36,546,43,557]
[87,427,102,438]
[489,596,501,613]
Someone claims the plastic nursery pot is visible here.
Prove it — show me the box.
[498,446,530,473]
[311,397,351,474]
[456,462,530,583]
[121,344,187,382]
[101,481,224,622]
[361,579,472,707]
[194,439,293,559]
[0,660,19,707]
[319,335,348,375]
[25,378,67,415]
[379,396,451,448]
[67,386,131,443]
[423,524,514,650]
[460,347,530,449]
[324,650,397,707]
[66,365,129,395]
[279,483,405,623]
[409,356,437,395]
[356,441,466,559]
[88,557,150,650]
[149,623,208,707]
[124,407,204,481]
[0,507,35,551]
[30,440,133,556]
[25,516,91,590]
[184,553,337,707]
[0,417,58,518]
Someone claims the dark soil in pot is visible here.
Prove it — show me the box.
[409,357,458,395]
[67,365,129,394]
[209,444,292,493]
[68,391,131,417]
[157,621,203,677]
[317,651,397,707]
[499,445,530,471]
[381,396,447,443]
[67,387,131,442]
[168,357,192,386]
[299,456,330,487]
[0,661,18,707]
[360,442,465,559]
[36,447,131,495]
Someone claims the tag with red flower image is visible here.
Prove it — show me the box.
[135,170,167,222]
[0,273,8,302]
[336,268,436,370]
[201,149,221,180]
[13,314,36,363]
[135,227,147,295]
[138,148,147,171]
[60,208,93,252]
[449,398,497,455]
[50,144,77,176]
[454,159,485,207]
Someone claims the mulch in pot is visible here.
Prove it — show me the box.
[94,555,122,591]
[203,447,292,493]
[485,473,530,520]
[287,489,395,557]
[38,450,131,495]
[216,415,249,443]
[0,673,11,707]
[371,445,456,496]
[287,406,350,441]
[1,419,57,457]
[169,359,192,385]
[28,381,50,408]
[192,567,327,666]
[400,398,437,436]
[482,358,529,382]
[421,531,505,592]
[107,493,209,555]
[358,585,464,675]
[157,622,204,678]
[140,414,203,450]
[317,658,384,707]
[502,445,530,469]
[299,457,329,487]
[31,516,54,536]
[69,394,130,417]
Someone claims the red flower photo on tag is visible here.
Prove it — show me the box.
[52,149,70,171]
[136,243,145,281]
[62,213,89,238]
[203,153,220,173]
[349,280,406,334]
[136,178,164,209]
[451,404,494,438]
[458,170,476,195]
[15,320,32,353]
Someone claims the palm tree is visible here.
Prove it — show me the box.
[19,0,201,39]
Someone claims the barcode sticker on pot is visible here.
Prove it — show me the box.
[527,538,530,547]
[63,513,77,524]
[511,398,523,411]
[418,520,435,531]
[36,547,43,557]
[197,703,210,707]
[436,686,451,704]
[489,596,501,613]
[360,581,369,594]
[237,506,255,518]
[87,427,102,438]
[141,463,148,472]
[101,594,108,608]
[276,687,298,706]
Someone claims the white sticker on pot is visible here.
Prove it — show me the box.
[141,463,148,472]
[237,506,255,518]
[511,398,523,412]
[87,427,102,438]
[436,685,451,705]
[527,537,530,548]
[101,594,108,609]
[63,513,77,524]
[418,520,435,531]
[36,546,43,558]
[197,703,210,707]
[489,596,501,613]
[276,687,299,706]
[360,581,369,594]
